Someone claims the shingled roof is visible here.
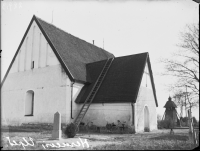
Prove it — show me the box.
[76,52,158,106]
[35,16,114,83]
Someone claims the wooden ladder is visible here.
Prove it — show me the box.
[74,58,114,128]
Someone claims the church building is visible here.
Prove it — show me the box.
[1,15,158,132]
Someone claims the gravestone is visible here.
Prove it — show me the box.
[51,112,62,140]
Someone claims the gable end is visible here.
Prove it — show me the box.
[1,15,75,87]
[147,56,158,107]
[135,53,158,107]
[34,16,74,82]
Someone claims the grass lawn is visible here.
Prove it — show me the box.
[1,126,199,150]
[91,133,198,150]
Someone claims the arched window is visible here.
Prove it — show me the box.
[25,90,34,116]
[144,106,150,131]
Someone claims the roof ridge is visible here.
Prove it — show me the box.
[34,15,114,57]
[86,52,148,66]
[114,52,148,59]
[86,58,108,66]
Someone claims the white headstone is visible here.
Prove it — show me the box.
[51,112,62,140]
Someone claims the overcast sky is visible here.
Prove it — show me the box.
[1,0,199,118]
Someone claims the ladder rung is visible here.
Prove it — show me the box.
[89,96,93,99]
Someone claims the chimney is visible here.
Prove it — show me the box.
[93,40,94,45]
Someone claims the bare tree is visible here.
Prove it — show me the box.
[162,23,199,97]
[172,90,185,117]
[172,89,199,117]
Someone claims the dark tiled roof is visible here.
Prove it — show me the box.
[76,52,158,106]
[35,16,114,82]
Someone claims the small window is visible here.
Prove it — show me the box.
[31,61,34,69]
[25,90,34,116]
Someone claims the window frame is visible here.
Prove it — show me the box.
[24,90,34,116]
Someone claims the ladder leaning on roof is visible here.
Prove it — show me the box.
[73,57,114,130]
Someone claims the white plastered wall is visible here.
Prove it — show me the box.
[135,62,157,132]
[72,101,132,127]
[1,20,70,126]
[70,82,132,127]
[82,103,132,126]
